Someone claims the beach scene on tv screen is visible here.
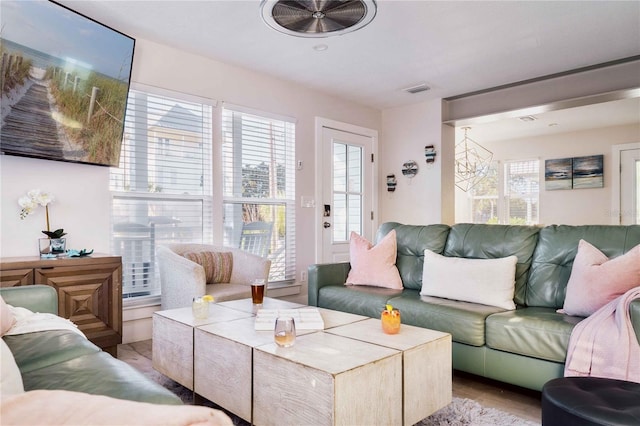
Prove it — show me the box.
[0,0,134,167]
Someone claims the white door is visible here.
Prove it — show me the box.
[620,147,640,225]
[320,126,375,263]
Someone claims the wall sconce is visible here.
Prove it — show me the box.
[424,145,436,164]
[401,160,419,178]
[386,174,397,192]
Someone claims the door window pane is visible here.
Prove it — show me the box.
[332,142,363,242]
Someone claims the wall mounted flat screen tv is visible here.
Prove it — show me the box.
[0,0,135,167]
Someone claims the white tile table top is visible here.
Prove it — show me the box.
[326,318,450,351]
[254,307,324,330]
[317,307,368,329]
[198,314,321,346]
[153,304,253,327]
[255,331,399,375]
[217,297,305,314]
[197,317,278,347]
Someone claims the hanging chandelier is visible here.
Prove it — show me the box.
[454,127,493,192]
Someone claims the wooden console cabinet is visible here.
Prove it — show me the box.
[0,254,122,356]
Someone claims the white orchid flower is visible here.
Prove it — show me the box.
[18,189,55,228]
[18,195,37,209]
[26,189,53,207]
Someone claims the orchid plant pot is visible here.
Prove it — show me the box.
[39,237,66,257]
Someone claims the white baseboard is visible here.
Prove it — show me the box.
[267,282,302,297]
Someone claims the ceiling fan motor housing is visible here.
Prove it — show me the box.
[261,0,377,38]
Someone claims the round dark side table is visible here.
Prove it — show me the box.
[541,377,640,426]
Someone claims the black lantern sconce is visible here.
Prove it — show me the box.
[386,174,397,192]
[425,145,436,164]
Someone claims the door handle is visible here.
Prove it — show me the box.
[323,222,331,228]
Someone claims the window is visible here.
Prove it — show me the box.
[503,160,539,225]
[468,159,539,225]
[221,105,296,284]
[110,87,213,300]
[468,162,499,223]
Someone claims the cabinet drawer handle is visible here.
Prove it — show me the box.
[40,267,55,270]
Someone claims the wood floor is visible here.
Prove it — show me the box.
[452,371,541,423]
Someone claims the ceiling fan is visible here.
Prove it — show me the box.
[260,0,377,38]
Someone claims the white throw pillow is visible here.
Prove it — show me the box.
[420,250,518,310]
[1,339,24,398]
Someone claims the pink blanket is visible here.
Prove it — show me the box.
[0,390,233,425]
[564,286,640,383]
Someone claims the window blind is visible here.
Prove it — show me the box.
[221,106,296,284]
[110,88,213,299]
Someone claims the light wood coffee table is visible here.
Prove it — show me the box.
[152,303,253,390]
[194,301,368,422]
[153,299,452,426]
[327,318,452,425]
[153,297,302,392]
[253,331,403,425]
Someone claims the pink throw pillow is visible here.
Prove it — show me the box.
[345,230,403,290]
[561,240,640,317]
[0,295,16,337]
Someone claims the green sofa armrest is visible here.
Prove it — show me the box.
[307,262,350,306]
[631,299,640,346]
[0,285,58,314]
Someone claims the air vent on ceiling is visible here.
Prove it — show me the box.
[402,83,431,94]
[260,0,377,38]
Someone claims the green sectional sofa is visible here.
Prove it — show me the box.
[308,222,640,391]
[1,285,181,404]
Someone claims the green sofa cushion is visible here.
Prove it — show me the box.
[0,285,57,315]
[485,307,583,363]
[526,225,640,308]
[317,285,405,318]
[443,224,540,306]
[3,331,100,374]
[388,290,504,346]
[376,222,450,291]
[22,350,181,404]
[4,330,181,405]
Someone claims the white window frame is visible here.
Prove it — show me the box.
[502,158,540,225]
[467,158,540,225]
[221,103,296,284]
[110,83,216,304]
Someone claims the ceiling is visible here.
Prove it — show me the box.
[59,0,640,139]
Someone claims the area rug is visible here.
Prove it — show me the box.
[418,398,539,426]
[119,344,539,426]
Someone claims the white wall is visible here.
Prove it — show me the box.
[455,123,640,225]
[0,158,111,257]
[0,38,381,342]
[130,39,381,283]
[379,100,453,225]
[1,37,380,261]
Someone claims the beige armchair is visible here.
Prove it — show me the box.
[157,243,271,310]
